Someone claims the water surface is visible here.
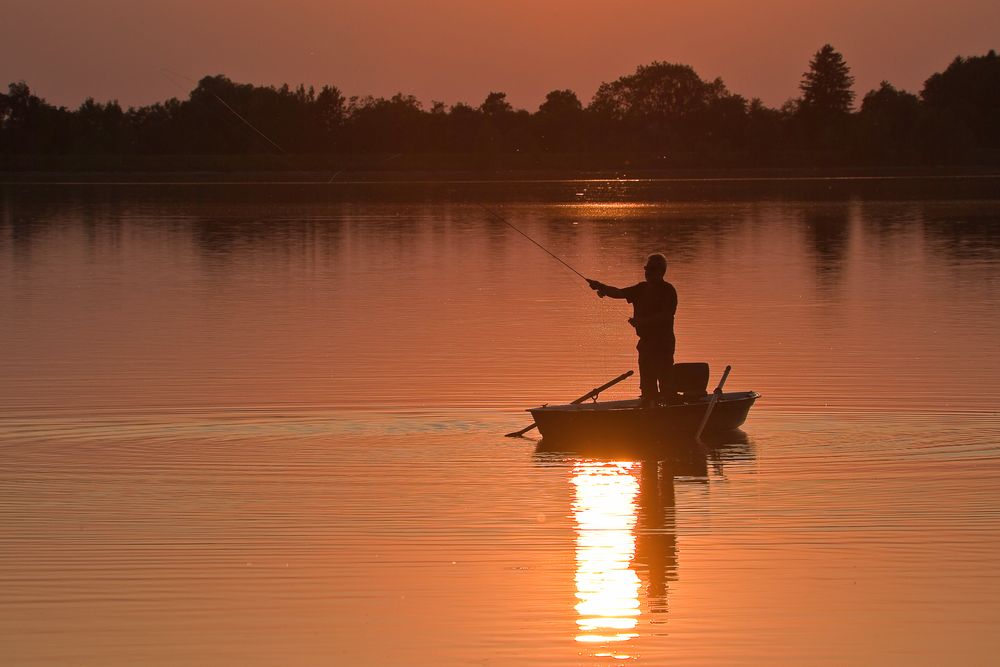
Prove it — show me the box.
[2,181,999,665]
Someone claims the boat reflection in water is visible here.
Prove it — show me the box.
[543,431,752,659]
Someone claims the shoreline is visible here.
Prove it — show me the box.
[3,165,1000,185]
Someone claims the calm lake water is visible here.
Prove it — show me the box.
[2,179,999,665]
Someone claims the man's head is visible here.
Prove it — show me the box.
[644,253,668,280]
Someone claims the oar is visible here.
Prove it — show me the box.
[505,370,634,437]
[694,365,732,446]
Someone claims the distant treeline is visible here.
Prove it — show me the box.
[2,45,999,169]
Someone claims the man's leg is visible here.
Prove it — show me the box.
[637,340,658,406]
[657,339,676,404]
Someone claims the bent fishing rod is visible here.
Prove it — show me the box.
[475,203,593,285]
[161,69,596,285]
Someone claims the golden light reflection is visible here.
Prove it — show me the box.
[572,461,641,648]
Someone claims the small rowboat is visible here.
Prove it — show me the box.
[529,391,759,443]
[515,363,759,444]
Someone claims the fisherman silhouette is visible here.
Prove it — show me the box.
[587,253,677,407]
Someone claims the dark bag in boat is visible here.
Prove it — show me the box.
[670,363,710,398]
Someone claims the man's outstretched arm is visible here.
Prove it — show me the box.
[587,279,628,299]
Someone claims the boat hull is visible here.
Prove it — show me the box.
[528,391,759,444]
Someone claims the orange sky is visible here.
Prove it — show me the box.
[4,0,998,110]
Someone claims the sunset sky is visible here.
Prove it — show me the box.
[4,0,998,111]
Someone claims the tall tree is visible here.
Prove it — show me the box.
[794,44,855,155]
[799,44,855,116]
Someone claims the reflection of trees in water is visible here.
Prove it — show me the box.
[189,202,521,280]
[800,203,851,289]
[189,203,429,275]
[544,204,753,278]
[0,186,130,265]
[856,200,1000,272]
[800,199,1000,284]
[857,201,924,248]
[922,208,1000,263]
[191,215,345,275]
[2,187,62,261]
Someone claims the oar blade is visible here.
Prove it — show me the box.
[505,424,538,438]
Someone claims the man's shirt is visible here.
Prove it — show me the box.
[623,280,677,340]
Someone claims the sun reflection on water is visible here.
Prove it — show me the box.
[572,461,641,649]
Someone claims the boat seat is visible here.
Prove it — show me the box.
[670,362,709,398]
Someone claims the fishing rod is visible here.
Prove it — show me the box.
[161,69,594,286]
[476,203,590,283]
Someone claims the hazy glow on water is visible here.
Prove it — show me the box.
[1,181,999,665]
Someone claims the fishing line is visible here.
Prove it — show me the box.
[160,68,290,155]
[160,68,410,184]
[476,203,589,283]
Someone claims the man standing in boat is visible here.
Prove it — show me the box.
[587,254,677,407]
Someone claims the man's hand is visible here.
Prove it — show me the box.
[587,279,607,298]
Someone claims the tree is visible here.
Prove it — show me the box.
[313,85,346,151]
[796,45,855,154]
[856,81,920,162]
[478,92,527,154]
[479,91,512,116]
[130,98,183,154]
[535,89,585,152]
[435,102,482,152]
[921,50,1000,150]
[346,93,426,153]
[589,61,744,154]
[73,97,128,153]
[590,62,725,121]
[538,89,582,115]
[0,81,73,153]
[799,44,855,116]
[744,98,784,162]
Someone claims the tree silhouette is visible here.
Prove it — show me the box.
[479,92,512,116]
[3,50,1000,168]
[744,98,784,162]
[0,81,74,153]
[589,61,744,155]
[856,81,920,162]
[347,93,427,153]
[921,50,1000,153]
[794,44,855,153]
[312,85,346,151]
[536,89,585,152]
[800,44,855,115]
